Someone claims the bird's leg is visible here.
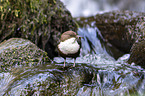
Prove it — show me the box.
[73,58,76,67]
[64,58,66,67]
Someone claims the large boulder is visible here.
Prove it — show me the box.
[76,10,145,54]
[95,10,145,53]
[0,38,50,71]
[0,0,77,58]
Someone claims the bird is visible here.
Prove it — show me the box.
[57,31,81,67]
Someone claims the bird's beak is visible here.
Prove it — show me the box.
[77,35,83,39]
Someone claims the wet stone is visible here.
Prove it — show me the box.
[128,39,145,68]
[1,61,145,96]
[0,38,50,71]
[76,10,145,57]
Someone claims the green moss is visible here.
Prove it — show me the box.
[0,38,50,71]
[0,0,77,58]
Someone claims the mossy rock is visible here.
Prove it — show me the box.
[0,0,77,58]
[76,10,145,54]
[0,38,50,71]
[128,39,145,68]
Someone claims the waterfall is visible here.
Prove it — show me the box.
[61,0,145,17]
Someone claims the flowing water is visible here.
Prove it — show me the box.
[1,22,145,95]
[53,22,145,95]
[1,0,145,96]
[61,0,145,17]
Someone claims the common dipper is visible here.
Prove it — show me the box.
[58,31,81,67]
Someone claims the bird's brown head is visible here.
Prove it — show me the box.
[60,31,77,42]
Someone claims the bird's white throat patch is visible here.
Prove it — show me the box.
[58,37,80,54]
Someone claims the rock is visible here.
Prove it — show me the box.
[128,39,145,68]
[76,10,145,54]
[1,62,144,96]
[0,0,77,58]
[0,38,50,71]
[96,10,145,53]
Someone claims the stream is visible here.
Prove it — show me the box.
[1,0,145,96]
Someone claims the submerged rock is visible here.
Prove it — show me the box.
[1,62,145,96]
[0,0,77,58]
[0,38,50,71]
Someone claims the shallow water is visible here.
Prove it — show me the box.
[1,16,145,96]
[1,53,144,95]
[53,53,145,96]
[1,1,145,95]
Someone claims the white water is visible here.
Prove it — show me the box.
[61,0,145,17]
